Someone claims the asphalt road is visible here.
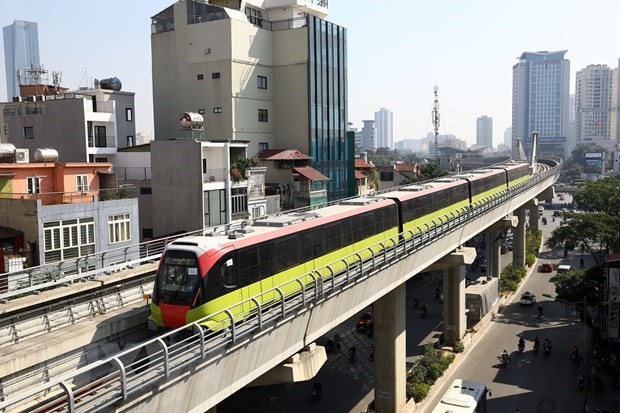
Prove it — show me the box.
[421,191,593,413]
[218,192,590,413]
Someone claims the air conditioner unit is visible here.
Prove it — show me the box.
[15,149,29,163]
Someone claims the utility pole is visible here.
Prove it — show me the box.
[432,85,440,163]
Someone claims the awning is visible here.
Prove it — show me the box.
[355,171,366,179]
[292,166,329,181]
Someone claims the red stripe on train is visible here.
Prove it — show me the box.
[160,303,190,328]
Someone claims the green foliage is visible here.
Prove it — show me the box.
[409,162,449,182]
[500,263,527,293]
[453,340,465,353]
[573,178,620,217]
[406,344,455,402]
[525,253,536,267]
[230,157,252,182]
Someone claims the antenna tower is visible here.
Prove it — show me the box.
[432,85,441,162]
[20,64,49,95]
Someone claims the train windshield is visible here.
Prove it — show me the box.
[157,250,201,306]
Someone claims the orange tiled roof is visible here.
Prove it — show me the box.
[257,149,312,160]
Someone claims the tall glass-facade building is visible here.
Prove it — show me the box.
[512,51,570,158]
[3,20,40,100]
[308,16,349,201]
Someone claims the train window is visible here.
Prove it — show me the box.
[258,242,275,277]
[237,246,260,286]
[299,230,313,262]
[276,236,299,272]
[324,223,342,252]
[341,217,352,246]
[312,228,324,257]
[157,250,201,305]
[217,256,237,287]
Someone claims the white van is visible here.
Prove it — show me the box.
[538,206,544,216]
[557,264,571,274]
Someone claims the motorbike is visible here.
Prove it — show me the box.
[518,342,525,354]
[533,341,539,353]
[538,306,543,319]
[348,346,356,363]
[498,352,511,367]
[311,381,322,400]
[543,341,552,355]
[420,305,428,319]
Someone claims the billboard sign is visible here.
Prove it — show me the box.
[609,267,620,339]
[584,152,604,174]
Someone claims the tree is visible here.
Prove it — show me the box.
[409,162,448,182]
[573,178,620,217]
[545,212,619,265]
[570,144,607,167]
[553,267,601,308]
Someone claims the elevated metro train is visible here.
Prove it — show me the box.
[148,161,530,331]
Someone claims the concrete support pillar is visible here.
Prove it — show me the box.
[513,207,527,267]
[485,216,518,279]
[374,284,406,413]
[424,248,475,347]
[443,265,466,345]
[484,231,501,278]
[529,203,539,234]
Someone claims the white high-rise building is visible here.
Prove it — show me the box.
[575,65,614,150]
[476,115,493,147]
[374,107,393,150]
[512,51,570,157]
[3,20,40,100]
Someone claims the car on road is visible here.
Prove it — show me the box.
[553,210,562,217]
[356,311,373,332]
[557,264,572,274]
[559,195,565,201]
[540,262,554,272]
[520,291,536,306]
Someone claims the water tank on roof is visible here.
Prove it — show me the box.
[0,144,16,162]
[99,77,122,91]
[180,112,204,129]
[34,148,59,163]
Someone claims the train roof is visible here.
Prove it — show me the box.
[167,196,396,253]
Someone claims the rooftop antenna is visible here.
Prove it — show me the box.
[432,85,441,162]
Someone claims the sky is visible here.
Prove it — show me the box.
[1,0,619,147]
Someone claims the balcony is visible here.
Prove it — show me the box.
[2,187,136,206]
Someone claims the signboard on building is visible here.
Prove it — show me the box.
[584,152,605,175]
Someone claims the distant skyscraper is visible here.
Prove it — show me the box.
[575,65,614,149]
[512,51,570,157]
[361,120,376,150]
[476,115,493,147]
[504,127,512,149]
[3,20,40,100]
[374,107,393,149]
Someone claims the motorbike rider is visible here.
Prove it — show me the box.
[543,338,552,352]
[312,380,322,398]
[538,304,544,317]
[571,345,579,359]
[420,303,428,317]
[434,287,440,299]
[501,348,510,364]
[533,336,540,351]
[518,337,525,351]
[580,258,585,269]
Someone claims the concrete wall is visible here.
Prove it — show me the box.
[37,197,140,266]
[151,139,204,237]
[6,98,88,162]
[0,198,39,249]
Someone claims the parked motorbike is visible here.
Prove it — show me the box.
[543,340,552,355]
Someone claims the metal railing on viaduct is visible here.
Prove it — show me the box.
[0,159,561,413]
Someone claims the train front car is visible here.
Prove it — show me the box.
[148,237,212,331]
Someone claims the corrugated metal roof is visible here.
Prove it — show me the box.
[293,166,329,181]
